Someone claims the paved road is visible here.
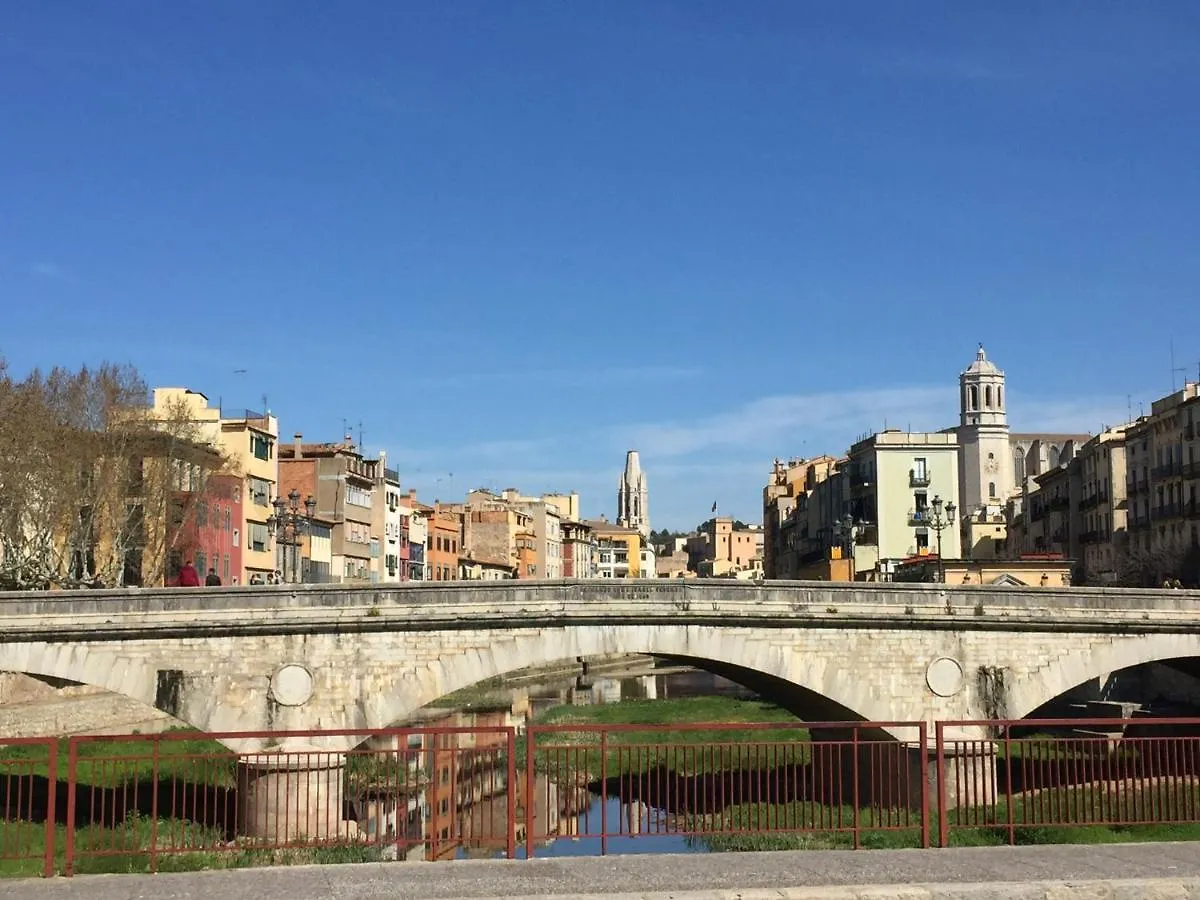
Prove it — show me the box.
[2,843,1200,899]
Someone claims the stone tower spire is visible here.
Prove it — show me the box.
[616,450,650,538]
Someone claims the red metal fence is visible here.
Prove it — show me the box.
[3,718,1200,876]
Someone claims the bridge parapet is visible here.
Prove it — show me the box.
[0,579,1197,641]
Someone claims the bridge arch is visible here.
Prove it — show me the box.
[1007,632,1200,721]
[367,624,912,740]
[0,642,201,736]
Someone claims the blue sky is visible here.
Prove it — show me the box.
[3,3,1198,530]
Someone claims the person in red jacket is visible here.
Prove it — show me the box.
[177,560,201,587]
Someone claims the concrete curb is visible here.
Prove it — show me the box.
[451,879,1200,900]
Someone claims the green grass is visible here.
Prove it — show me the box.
[692,780,1200,852]
[523,697,811,779]
[0,729,235,788]
[0,815,384,878]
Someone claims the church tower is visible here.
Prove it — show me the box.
[616,450,650,538]
[957,345,1014,515]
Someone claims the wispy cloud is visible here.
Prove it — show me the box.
[624,385,953,458]
[622,385,1136,460]
[1011,396,1133,437]
[30,262,78,285]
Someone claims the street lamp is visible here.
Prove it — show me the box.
[833,514,863,581]
[926,495,957,583]
[266,489,317,584]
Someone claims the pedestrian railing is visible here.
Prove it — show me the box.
[3,718,1200,876]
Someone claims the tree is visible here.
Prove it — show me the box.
[1113,542,1193,588]
[695,518,750,533]
[0,358,232,590]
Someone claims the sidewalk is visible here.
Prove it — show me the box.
[2,843,1199,899]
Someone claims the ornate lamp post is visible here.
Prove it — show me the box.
[267,489,317,584]
[926,495,957,583]
[833,514,863,581]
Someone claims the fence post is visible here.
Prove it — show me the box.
[851,727,860,850]
[599,731,608,856]
[936,724,945,849]
[63,738,78,877]
[524,726,535,859]
[918,722,930,849]
[149,736,160,873]
[1003,725,1015,845]
[505,728,516,859]
[43,739,58,878]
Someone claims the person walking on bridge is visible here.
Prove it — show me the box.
[205,568,222,587]
[177,560,201,587]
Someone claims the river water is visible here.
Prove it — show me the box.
[387,660,755,860]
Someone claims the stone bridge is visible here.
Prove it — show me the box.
[2,579,1198,753]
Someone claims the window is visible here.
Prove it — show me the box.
[345,485,373,508]
[223,554,231,583]
[249,523,269,552]
[968,386,978,409]
[224,509,232,531]
[232,528,240,548]
[195,551,206,575]
[250,433,273,461]
[249,477,271,507]
[196,500,208,527]
[985,386,993,407]
[997,387,1003,408]
[988,482,996,498]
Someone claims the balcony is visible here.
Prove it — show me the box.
[908,508,929,526]
[848,467,875,492]
[1127,478,1146,495]
[1152,461,1183,480]
[1129,515,1150,531]
[909,469,931,488]
[1184,461,1200,480]
[1079,494,1100,511]
[1029,506,1047,522]
[1186,423,1196,441]
[1151,503,1180,521]
[1048,496,1071,511]
[1079,530,1104,545]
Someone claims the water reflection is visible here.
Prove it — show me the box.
[368,664,748,860]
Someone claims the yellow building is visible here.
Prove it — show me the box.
[150,389,279,584]
[586,519,652,578]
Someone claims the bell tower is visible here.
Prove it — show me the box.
[957,345,1014,517]
[616,450,650,538]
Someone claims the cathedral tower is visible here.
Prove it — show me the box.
[957,345,1014,515]
[616,450,650,538]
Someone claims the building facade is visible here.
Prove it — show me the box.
[278,434,377,583]
[847,430,963,565]
[149,388,279,585]
[588,520,653,578]
[560,520,596,578]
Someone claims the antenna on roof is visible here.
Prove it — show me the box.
[357,421,364,450]
[1170,339,1186,392]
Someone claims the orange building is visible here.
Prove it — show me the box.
[427,504,463,581]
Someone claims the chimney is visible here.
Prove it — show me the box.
[408,488,417,502]
[293,433,303,459]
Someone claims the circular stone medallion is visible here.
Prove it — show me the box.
[270,664,314,707]
[926,657,964,698]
